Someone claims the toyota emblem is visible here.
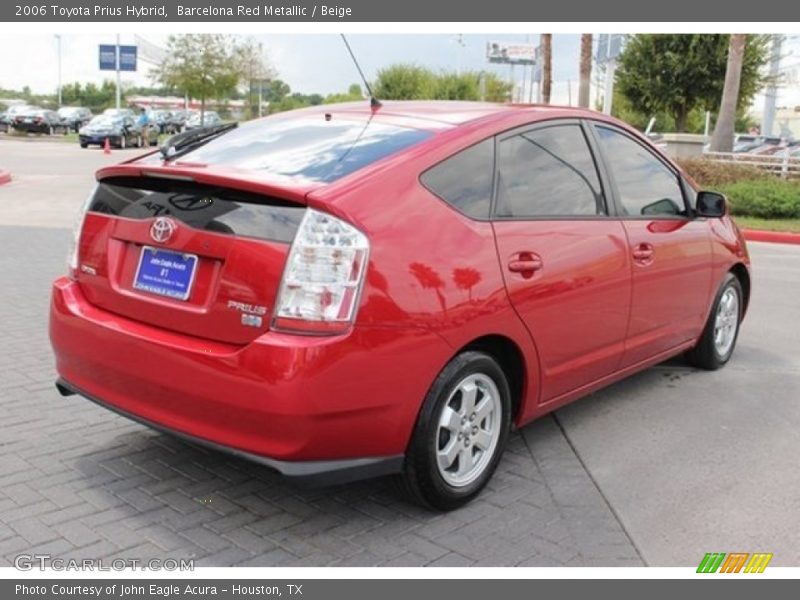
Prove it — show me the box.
[150,217,177,244]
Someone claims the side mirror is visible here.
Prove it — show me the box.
[696,191,727,218]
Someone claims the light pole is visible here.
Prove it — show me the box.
[762,35,783,137]
[257,42,264,118]
[452,34,466,74]
[602,58,616,115]
[55,34,62,107]
[115,34,121,110]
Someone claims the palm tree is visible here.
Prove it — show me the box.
[710,34,747,152]
[541,34,552,104]
[578,34,593,108]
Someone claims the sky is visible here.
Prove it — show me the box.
[0,33,600,106]
[1,33,798,110]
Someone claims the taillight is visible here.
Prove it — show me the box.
[272,208,369,335]
[67,185,96,279]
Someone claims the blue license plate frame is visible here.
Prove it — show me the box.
[133,245,198,301]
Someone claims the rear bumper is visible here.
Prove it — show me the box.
[80,134,118,146]
[15,124,49,133]
[55,378,402,486]
[50,277,451,484]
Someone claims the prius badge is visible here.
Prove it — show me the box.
[150,217,177,244]
[227,300,268,328]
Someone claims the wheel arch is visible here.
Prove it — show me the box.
[457,334,527,425]
[730,262,751,316]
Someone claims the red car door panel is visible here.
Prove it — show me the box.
[494,220,631,401]
[621,219,712,365]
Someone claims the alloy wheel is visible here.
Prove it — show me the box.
[435,373,502,487]
[714,287,739,357]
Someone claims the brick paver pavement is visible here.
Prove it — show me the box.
[0,225,644,567]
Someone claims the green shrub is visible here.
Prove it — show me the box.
[720,179,800,219]
[676,158,768,187]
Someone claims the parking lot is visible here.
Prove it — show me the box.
[0,139,798,567]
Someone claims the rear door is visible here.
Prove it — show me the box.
[492,120,631,403]
[76,177,305,345]
[589,123,712,366]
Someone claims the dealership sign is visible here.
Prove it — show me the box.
[596,34,625,64]
[99,44,137,71]
[486,42,536,65]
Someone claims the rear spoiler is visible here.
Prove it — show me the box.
[95,163,315,205]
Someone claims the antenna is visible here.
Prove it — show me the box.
[340,34,381,110]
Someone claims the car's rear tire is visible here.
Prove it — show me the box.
[686,272,743,370]
[402,351,511,511]
[79,142,88,148]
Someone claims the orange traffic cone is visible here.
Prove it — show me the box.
[103,137,111,154]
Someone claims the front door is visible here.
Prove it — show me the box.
[591,123,712,366]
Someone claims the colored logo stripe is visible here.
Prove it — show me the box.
[720,553,749,573]
[697,553,726,573]
[697,552,773,573]
[744,553,773,573]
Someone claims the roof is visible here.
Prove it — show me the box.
[275,100,585,131]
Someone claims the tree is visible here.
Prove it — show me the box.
[541,34,552,104]
[578,34,593,108]
[323,84,364,104]
[153,34,242,124]
[372,65,511,103]
[480,72,513,102]
[710,35,747,152]
[616,34,770,132]
[374,64,438,100]
[268,88,326,114]
[59,80,116,113]
[434,73,479,101]
[235,37,275,118]
[262,79,291,104]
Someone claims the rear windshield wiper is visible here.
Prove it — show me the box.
[160,122,238,162]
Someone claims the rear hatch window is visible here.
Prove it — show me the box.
[89,178,303,243]
[77,178,305,344]
[166,115,432,183]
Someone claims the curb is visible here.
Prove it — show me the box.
[0,170,10,186]
[742,229,800,245]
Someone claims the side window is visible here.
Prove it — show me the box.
[495,124,604,218]
[596,126,686,216]
[421,139,494,219]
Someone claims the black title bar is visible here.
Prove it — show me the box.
[2,0,800,22]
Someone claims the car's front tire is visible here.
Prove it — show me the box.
[402,351,511,511]
[686,272,743,370]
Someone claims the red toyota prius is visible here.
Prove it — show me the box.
[50,101,750,510]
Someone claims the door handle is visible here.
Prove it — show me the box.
[632,243,654,262]
[508,252,543,275]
